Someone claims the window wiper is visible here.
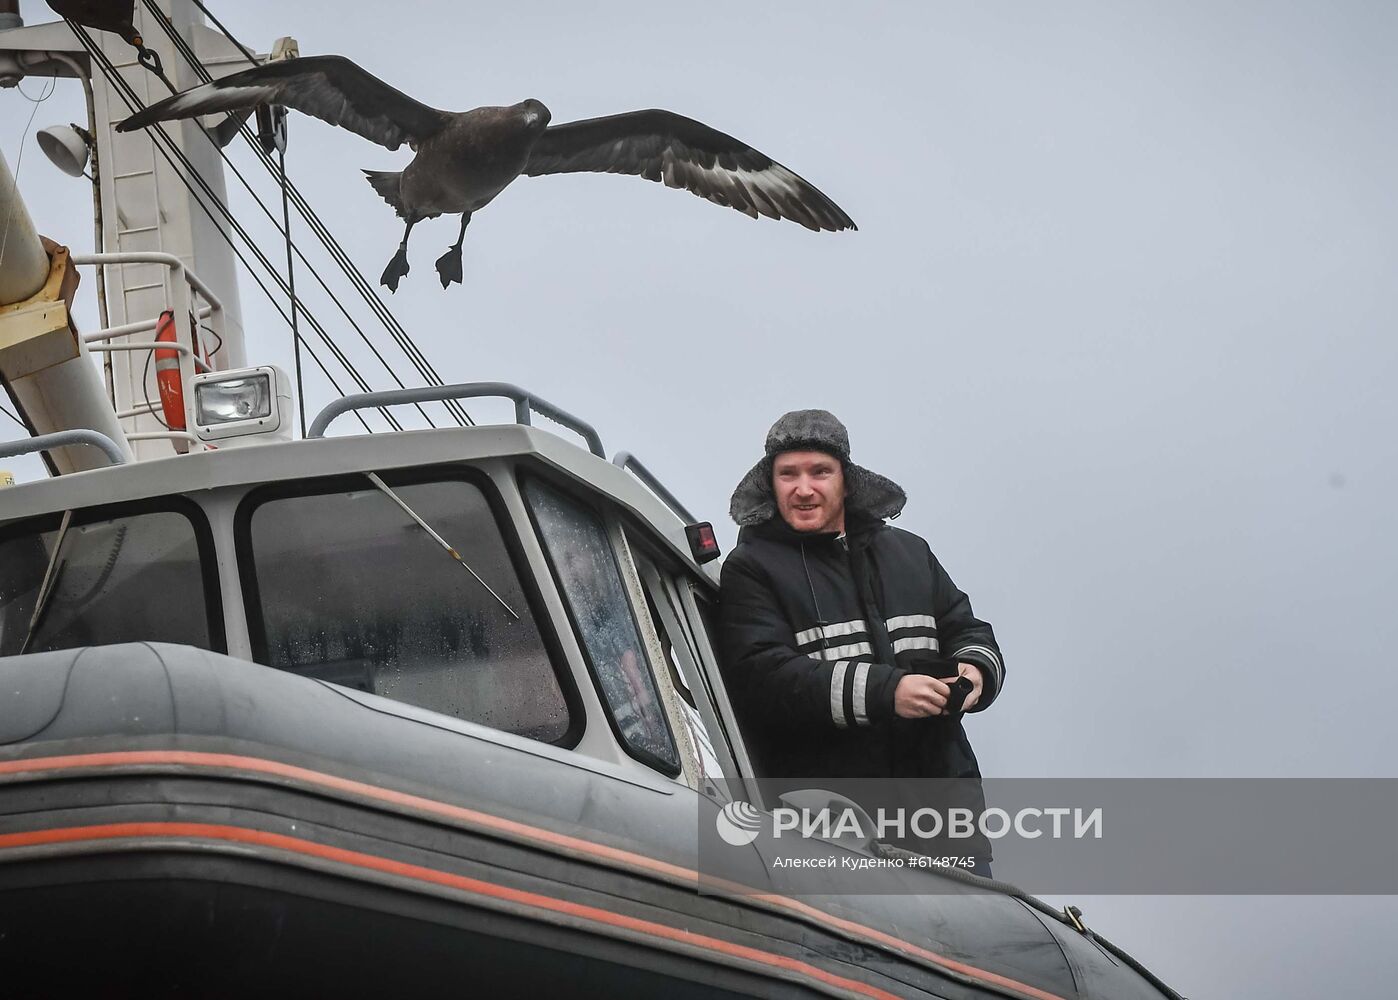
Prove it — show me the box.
[19,509,74,655]
[365,473,520,621]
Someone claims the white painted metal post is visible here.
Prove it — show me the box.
[0,150,50,305]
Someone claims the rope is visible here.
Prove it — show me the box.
[138,1,447,430]
[180,0,473,428]
[68,22,379,434]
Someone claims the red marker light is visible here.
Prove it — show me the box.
[685,522,721,564]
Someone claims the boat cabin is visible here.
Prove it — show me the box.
[0,394,752,801]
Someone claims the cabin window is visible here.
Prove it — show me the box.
[238,473,573,745]
[635,560,727,787]
[0,502,222,657]
[523,477,680,776]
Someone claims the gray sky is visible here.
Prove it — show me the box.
[5,1,1397,995]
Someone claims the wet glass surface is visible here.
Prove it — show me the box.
[524,478,679,773]
[0,509,214,657]
[247,478,569,743]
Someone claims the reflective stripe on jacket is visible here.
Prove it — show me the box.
[718,512,1003,783]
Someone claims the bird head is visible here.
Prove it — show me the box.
[520,99,552,130]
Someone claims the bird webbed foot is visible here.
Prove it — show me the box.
[435,246,464,288]
[381,245,411,293]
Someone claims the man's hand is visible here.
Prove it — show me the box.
[894,665,986,718]
[894,674,950,718]
[958,662,985,712]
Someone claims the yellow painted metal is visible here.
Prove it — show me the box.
[0,241,81,380]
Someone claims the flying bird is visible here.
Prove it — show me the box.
[117,55,857,292]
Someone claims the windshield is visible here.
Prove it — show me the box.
[0,505,221,657]
[240,473,573,744]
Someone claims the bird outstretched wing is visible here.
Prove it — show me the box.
[524,110,856,232]
[117,55,448,151]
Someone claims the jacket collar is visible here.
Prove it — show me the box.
[740,509,885,548]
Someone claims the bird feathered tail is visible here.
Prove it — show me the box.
[362,169,407,218]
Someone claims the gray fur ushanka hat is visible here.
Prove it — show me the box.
[728,409,907,526]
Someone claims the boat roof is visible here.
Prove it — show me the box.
[0,423,720,582]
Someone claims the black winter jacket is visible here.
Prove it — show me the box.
[718,512,1004,854]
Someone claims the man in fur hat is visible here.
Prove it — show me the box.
[719,409,1004,875]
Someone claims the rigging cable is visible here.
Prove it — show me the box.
[68,22,379,434]
[137,1,446,430]
[166,3,472,429]
[278,144,306,436]
[117,16,412,434]
[187,0,472,425]
[182,0,473,427]
[71,24,394,432]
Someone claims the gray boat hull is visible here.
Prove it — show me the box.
[1,644,1173,999]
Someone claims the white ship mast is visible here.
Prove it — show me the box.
[1,0,259,464]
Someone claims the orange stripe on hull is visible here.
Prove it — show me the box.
[0,820,902,1000]
[0,750,1065,1000]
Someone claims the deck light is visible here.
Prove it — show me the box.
[685,521,721,564]
[190,365,292,444]
[37,124,94,178]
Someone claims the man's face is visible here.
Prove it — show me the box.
[773,450,846,533]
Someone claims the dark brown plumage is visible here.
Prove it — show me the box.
[118,55,856,291]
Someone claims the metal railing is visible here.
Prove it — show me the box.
[0,430,128,468]
[308,382,606,457]
[611,451,698,525]
[71,252,226,453]
[307,382,703,526]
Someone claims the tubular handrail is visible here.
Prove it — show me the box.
[70,252,225,313]
[87,340,213,374]
[69,252,224,448]
[117,402,162,420]
[127,431,201,444]
[0,430,128,467]
[611,451,697,525]
[83,304,213,344]
[308,382,606,457]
